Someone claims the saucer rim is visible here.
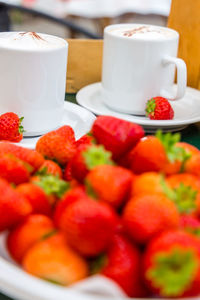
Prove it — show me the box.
[76,82,200,127]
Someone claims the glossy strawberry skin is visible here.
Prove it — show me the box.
[85,165,133,208]
[0,112,24,142]
[22,233,89,285]
[0,154,31,184]
[36,126,76,166]
[123,194,180,244]
[92,116,144,160]
[130,136,168,174]
[146,97,174,120]
[143,230,200,297]
[7,214,55,263]
[0,178,32,231]
[101,234,145,297]
[57,197,118,257]
[16,183,52,216]
[0,142,44,172]
[38,160,63,178]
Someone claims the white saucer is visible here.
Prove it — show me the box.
[76,82,200,133]
[18,102,96,149]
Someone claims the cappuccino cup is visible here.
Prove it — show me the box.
[102,24,187,115]
[0,32,68,136]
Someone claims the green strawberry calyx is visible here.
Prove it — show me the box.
[161,177,197,214]
[34,174,70,198]
[83,145,114,170]
[19,117,25,134]
[146,98,156,117]
[147,247,199,297]
[156,130,191,168]
[89,254,108,275]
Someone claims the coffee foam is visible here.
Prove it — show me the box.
[0,32,67,50]
[108,25,176,40]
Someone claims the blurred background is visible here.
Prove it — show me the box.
[0,0,171,39]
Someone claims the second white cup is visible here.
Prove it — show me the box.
[102,24,187,115]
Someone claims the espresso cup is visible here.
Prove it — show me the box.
[102,24,187,115]
[0,32,68,136]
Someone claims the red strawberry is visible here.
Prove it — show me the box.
[123,193,180,244]
[146,97,174,120]
[0,178,32,231]
[85,165,133,209]
[54,186,87,227]
[143,230,200,297]
[130,131,189,174]
[22,233,88,285]
[92,234,145,297]
[0,112,24,142]
[92,116,144,160]
[7,214,55,263]
[0,154,32,184]
[16,183,52,216]
[30,174,70,206]
[70,144,114,182]
[76,133,95,148]
[37,160,63,178]
[56,197,118,257]
[36,126,76,166]
[180,215,200,237]
[0,142,44,172]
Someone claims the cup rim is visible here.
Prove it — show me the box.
[104,23,179,42]
[0,31,68,53]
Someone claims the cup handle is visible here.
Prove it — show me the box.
[160,56,187,100]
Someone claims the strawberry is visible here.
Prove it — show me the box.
[180,215,200,237]
[146,97,174,120]
[85,165,133,209]
[54,186,88,227]
[0,112,24,142]
[130,131,190,174]
[16,183,52,216]
[56,196,118,256]
[143,230,200,297]
[123,193,180,244]
[131,172,167,196]
[76,133,96,148]
[0,142,44,172]
[0,153,32,184]
[37,160,63,178]
[22,233,88,285]
[92,116,144,160]
[7,214,55,263]
[0,178,32,231]
[31,174,70,206]
[91,234,145,297]
[70,144,114,182]
[36,125,76,166]
[166,173,200,215]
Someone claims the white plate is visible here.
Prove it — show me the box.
[76,82,200,133]
[17,102,96,149]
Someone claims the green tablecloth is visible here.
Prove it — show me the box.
[0,94,200,300]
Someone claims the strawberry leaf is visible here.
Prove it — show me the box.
[147,247,199,297]
[19,117,25,134]
[83,145,114,170]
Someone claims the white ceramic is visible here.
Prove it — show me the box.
[102,24,187,115]
[16,102,96,149]
[76,82,200,132]
[0,31,68,137]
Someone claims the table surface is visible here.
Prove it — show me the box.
[0,93,200,300]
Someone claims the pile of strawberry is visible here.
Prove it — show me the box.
[1,115,200,298]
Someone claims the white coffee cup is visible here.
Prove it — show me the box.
[102,24,187,115]
[0,32,68,136]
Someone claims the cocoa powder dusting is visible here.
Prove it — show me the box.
[19,32,46,41]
